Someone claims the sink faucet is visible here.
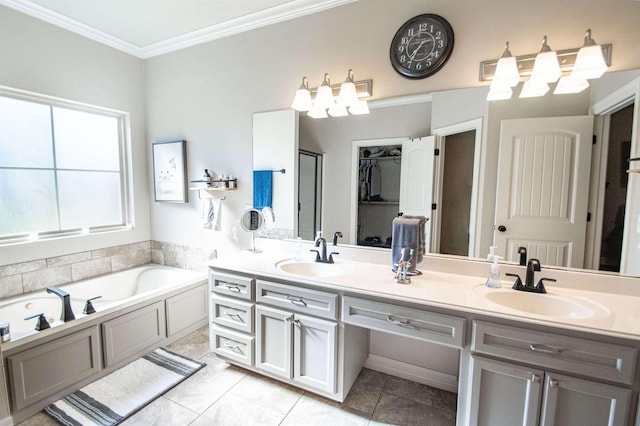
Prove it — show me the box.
[506,258,555,294]
[332,231,343,246]
[46,287,76,322]
[310,237,338,263]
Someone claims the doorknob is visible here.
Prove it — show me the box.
[497,225,507,232]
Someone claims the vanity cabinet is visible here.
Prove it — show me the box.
[467,321,636,425]
[209,272,256,367]
[256,280,338,394]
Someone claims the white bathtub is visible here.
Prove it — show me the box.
[0,264,207,341]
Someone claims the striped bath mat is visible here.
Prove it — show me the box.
[44,347,205,426]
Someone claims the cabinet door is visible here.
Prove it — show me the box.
[293,313,337,394]
[256,305,292,379]
[469,356,543,426]
[540,373,631,426]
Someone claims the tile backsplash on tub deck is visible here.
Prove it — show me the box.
[0,241,215,298]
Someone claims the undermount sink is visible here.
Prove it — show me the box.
[276,260,354,277]
[475,286,610,319]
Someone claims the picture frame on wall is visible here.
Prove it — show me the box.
[152,140,188,203]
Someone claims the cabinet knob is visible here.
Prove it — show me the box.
[549,379,559,388]
[531,374,542,383]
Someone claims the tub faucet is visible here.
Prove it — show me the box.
[46,287,76,322]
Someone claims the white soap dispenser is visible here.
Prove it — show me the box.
[485,246,503,288]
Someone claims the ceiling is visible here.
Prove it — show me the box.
[0,0,356,58]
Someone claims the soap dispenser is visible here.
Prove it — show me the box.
[485,246,503,288]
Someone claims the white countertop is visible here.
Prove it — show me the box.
[210,247,640,343]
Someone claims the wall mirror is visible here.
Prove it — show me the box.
[253,69,640,277]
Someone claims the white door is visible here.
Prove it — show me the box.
[495,116,593,267]
[399,136,435,253]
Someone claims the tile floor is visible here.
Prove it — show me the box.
[19,326,457,425]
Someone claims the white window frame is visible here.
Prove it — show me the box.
[0,85,133,245]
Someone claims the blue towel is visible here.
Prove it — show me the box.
[253,170,273,209]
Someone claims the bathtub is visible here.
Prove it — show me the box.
[0,264,207,342]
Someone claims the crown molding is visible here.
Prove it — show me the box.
[0,0,357,59]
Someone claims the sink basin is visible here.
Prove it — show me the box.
[276,260,354,277]
[476,287,609,319]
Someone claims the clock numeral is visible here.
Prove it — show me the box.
[408,28,415,36]
[419,23,428,32]
[416,62,422,70]
[398,45,405,53]
[401,36,409,45]
[437,40,444,49]
[400,55,407,63]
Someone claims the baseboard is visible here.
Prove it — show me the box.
[364,354,458,393]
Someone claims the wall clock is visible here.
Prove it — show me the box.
[389,14,455,79]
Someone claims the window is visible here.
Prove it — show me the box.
[0,87,131,243]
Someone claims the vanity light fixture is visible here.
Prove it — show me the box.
[481,30,611,101]
[291,69,372,118]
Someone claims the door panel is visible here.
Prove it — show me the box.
[293,313,337,393]
[255,305,291,379]
[495,116,593,267]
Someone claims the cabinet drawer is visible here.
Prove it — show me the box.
[472,321,638,384]
[211,294,254,334]
[342,296,465,348]
[211,325,254,367]
[211,271,254,301]
[256,280,337,320]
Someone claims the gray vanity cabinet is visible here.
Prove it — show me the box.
[467,321,635,425]
[255,284,338,394]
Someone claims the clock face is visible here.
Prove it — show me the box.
[390,14,455,79]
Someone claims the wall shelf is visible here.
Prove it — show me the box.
[189,179,238,199]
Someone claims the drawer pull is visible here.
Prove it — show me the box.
[386,315,413,328]
[531,374,542,383]
[223,310,243,321]
[287,296,307,307]
[530,344,561,355]
[225,284,241,293]
[549,379,559,388]
[223,342,241,351]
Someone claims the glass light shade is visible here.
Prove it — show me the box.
[337,81,357,106]
[530,51,561,83]
[291,87,312,111]
[553,75,589,94]
[487,86,513,101]
[337,69,358,106]
[348,100,369,115]
[307,105,328,119]
[314,74,335,109]
[328,104,348,117]
[491,56,520,88]
[572,45,607,80]
[519,80,549,98]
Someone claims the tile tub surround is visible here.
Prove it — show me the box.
[18,326,457,426]
[0,241,215,298]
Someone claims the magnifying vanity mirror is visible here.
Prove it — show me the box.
[240,208,265,253]
[253,69,640,277]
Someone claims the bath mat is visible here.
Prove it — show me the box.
[43,347,205,426]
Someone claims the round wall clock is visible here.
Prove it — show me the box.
[389,14,455,79]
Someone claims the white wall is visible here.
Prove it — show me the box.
[0,5,149,265]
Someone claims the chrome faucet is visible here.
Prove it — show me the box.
[311,237,338,263]
[506,258,555,294]
[46,287,76,322]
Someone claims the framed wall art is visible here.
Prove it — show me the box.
[152,140,188,203]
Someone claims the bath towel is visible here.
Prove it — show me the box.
[391,215,427,273]
[253,170,273,210]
